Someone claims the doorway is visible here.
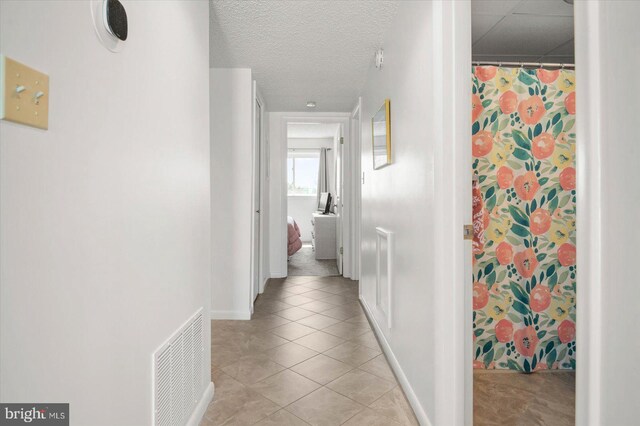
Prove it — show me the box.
[470,1,576,424]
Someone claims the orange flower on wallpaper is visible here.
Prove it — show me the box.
[496,242,513,265]
[530,285,551,312]
[475,66,497,82]
[514,326,539,358]
[565,92,576,114]
[558,243,576,266]
[530,208,551,235]
[495,319,514,343]
[558,320,576,344]
[497,166,514,189]
[560,167,576,190]
[472,94,483,122]
[514,248,539,278]
[532,133,555,159]
[473,282,489,310]
[536,69,560,84]
[499,91,518,114]
[472,131,493,157]
[518,96,546,125]
[514,171,540,200]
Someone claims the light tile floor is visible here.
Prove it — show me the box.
[202,276,419,426]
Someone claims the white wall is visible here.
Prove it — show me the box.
[359,2,445,424]
[287,137,334,242]
[0,1,211,425]
[210,68,253,319]
[575,1,640,424]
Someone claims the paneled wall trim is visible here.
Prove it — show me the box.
[375,227,393,330]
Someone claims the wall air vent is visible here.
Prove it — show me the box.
[153,308,204,426]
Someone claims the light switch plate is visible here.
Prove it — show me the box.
[0,55,49,130]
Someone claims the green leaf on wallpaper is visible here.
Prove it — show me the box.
[547,349,557,368]
[513,148,530,161]
[494,346,506,361]
[472,121,480,135]
[528,87,535,96]
[474,328,484,337]
[564,118,575,132]
[508,312,521,323]
[512,300,531,316]
[548,196,559,213]
[509,205,529,226]
[485,195,497,212]
[538,177,549,186]
[552,112,562,125]
[518,71,535,85]
[490,111,498,123]
[558,270,570,284]
[546,264,556,277]
[547,188,557,201]
[514,84,527,94]
[552,120,564,138]
[486,271,497,287]
[570,359,576,370]
[508,359,523,372]
[534,123,543,137]
[512,130,531,150]
[510,281,529,303]
[482,340,493,354]
[499,117,509,131]
[506,235,520,246]
[497,269,507,283]
[483,349,495,367]
[544,102,554,110]
[485,186,496,199]
[531,199,537,211]
[482,99,492,108]
[536,253,547,262]
[491,119,499,135]
[496,192,506,206]
[511,223,530,238]
[523,359,531,373]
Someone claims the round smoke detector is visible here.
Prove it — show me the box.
[89,0,128,52]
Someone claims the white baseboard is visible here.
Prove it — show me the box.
[271,270,286,278]
[210,310,251,320]
[360,296,433,426]
[186,381,214,426]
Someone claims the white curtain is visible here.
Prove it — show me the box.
[316,148,329,208]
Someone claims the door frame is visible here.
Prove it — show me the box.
[447,1,599,425]
[278,113,352,278]
[351,98,362,283]
[250,82,266,311]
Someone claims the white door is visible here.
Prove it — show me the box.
[335,127,343,274]
[252,98,262,302]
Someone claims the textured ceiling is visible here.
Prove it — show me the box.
[473,0,574,64]
[288,123,340,139]
[210,0,399,112]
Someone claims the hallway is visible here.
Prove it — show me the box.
[203,276,418,425]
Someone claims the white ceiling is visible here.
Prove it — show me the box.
[209,0,399,112]
[288,123,340,139]
[472,0,574,64]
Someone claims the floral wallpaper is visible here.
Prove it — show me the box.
[471,66,576,372]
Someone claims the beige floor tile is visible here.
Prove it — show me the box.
[285,276,317,284]
[296,314,342,330]
[254,409,310,426]
[239,332,290,353]
[202,373,279,425]
[282,295,316,306]
[266,342,319,368]
[322,306,363,321]
[254,299,293,314]
[248,314,292,331]
[222,354,286,385]
[297,300,336,313]
[327,370,397,405]
[300,280,330,290]
[368,387,419,426]
[276,307,316,321]
[286,387,365,426]
[321,294,358,306]
[271,322,317,340]
[320,284,352,295]
[301,290,335,300]
[211,345,246,370]
[281,285,314,295]
[341,408,401,426]
[250,369,321,407]
[349,331,380,350]
[290,354,353,385]
[321,322,370,339]
[293,331,345,352]
[359,355,397,383]
[344,315,371,326]
[323,342,380,367]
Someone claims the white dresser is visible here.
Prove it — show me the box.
[311,212,337,260]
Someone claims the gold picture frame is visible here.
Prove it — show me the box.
[372,99,391,169]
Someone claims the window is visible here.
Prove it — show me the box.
[288,149,320,196]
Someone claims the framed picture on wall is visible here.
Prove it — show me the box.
[372,99,391,169]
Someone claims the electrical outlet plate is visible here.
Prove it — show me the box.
[0,55,49,130]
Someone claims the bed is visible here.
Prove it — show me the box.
[287,216,303,256]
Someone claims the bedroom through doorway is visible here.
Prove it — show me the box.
[287,122,342,276]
